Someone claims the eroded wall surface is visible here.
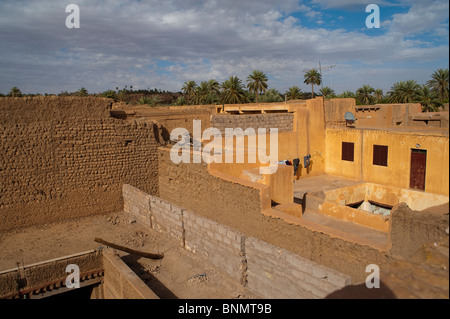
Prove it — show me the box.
[0,97,160,232]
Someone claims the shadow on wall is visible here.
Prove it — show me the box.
[121,254,178,299]
[325,281,397,299]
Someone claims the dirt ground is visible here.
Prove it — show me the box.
[0,212,257,299]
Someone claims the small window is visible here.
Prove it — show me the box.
[373,145,388,166]
[342,142,354,162]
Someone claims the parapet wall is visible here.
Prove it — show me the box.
[211,113,294,134]
[0,97,161,232]
[123,184,351,299]
[0,97,112,124]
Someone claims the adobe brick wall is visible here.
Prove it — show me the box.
[0,96,111,124]
[0,97,161,232]
[122,184,351,298]
[158,148,265,231]
[211,113,294,134]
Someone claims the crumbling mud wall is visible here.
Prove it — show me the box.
[0,97,160,232]
[158,147,268,229]
[388,202,449,258]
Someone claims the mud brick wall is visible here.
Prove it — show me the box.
[158,148,264,231]
[245,237,351,299]
[0,97,160,232]
[388,203,449,258]
[211,113,294,134]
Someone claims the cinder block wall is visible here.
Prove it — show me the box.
[123,184,351,299]
[211,113,294,134]
[245,237,350,299]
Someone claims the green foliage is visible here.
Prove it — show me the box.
[138,96,162,107]
[182,80,197,102]
[319,86,335,99]
[304,69,322,99]
[247,70,268,103]
[416,85,442,112]
[427,68,449,103]
[387,80,421,103]
[77,87,88,97]
[102,90,117,100]
[220,76,248,104]
[337,90,356,98]
[174,96,188,106]
[259,88,283,103]
[8,87,22,97]
[356,85,375,105]
[286,86,302,100]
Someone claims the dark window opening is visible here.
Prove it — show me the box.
[342,142,354,162]
[373,145,388,166]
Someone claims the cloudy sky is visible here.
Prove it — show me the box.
[0,0,448,95]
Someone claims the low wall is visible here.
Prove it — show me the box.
[102,250,159,299]
[388,202,449,258]
[122,184,351,298]
[246,237,350,299]
[211,113,294,134]
[0,250,103,299]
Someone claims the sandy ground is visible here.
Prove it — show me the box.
[0,212,257,299]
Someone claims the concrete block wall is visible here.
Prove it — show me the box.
[183,210,246,284]
[245,237,351,299]
[150,197,185,247]
[122,184,351,298]
[211,113,294,134]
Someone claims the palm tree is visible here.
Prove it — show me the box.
[303,69,322,99]
[174,96,188,106]
[181,80,197,103]
[8,87,22,97]
[77,87,88,97]
[221,76,248,104]
[338,91,356,98]
[374,89,384,102]
[356,85,375,105]
[427,68,449,103]
[207,79,221,95]
[286,86,302,100]
[388,80,421,103]
[259,89,283,103]
[247,70,268,103]
[193,81,210,105]
[138,97,153,105]
[319,86,335,99]
[416,85,442,112]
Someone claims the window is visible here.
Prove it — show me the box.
[342,142,354,162]
[373,145,388,166]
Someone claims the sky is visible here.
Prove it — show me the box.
[0,0,448,95]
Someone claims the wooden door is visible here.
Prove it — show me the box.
[410,149,427,191]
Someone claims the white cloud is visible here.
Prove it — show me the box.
[0,0,448,94]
